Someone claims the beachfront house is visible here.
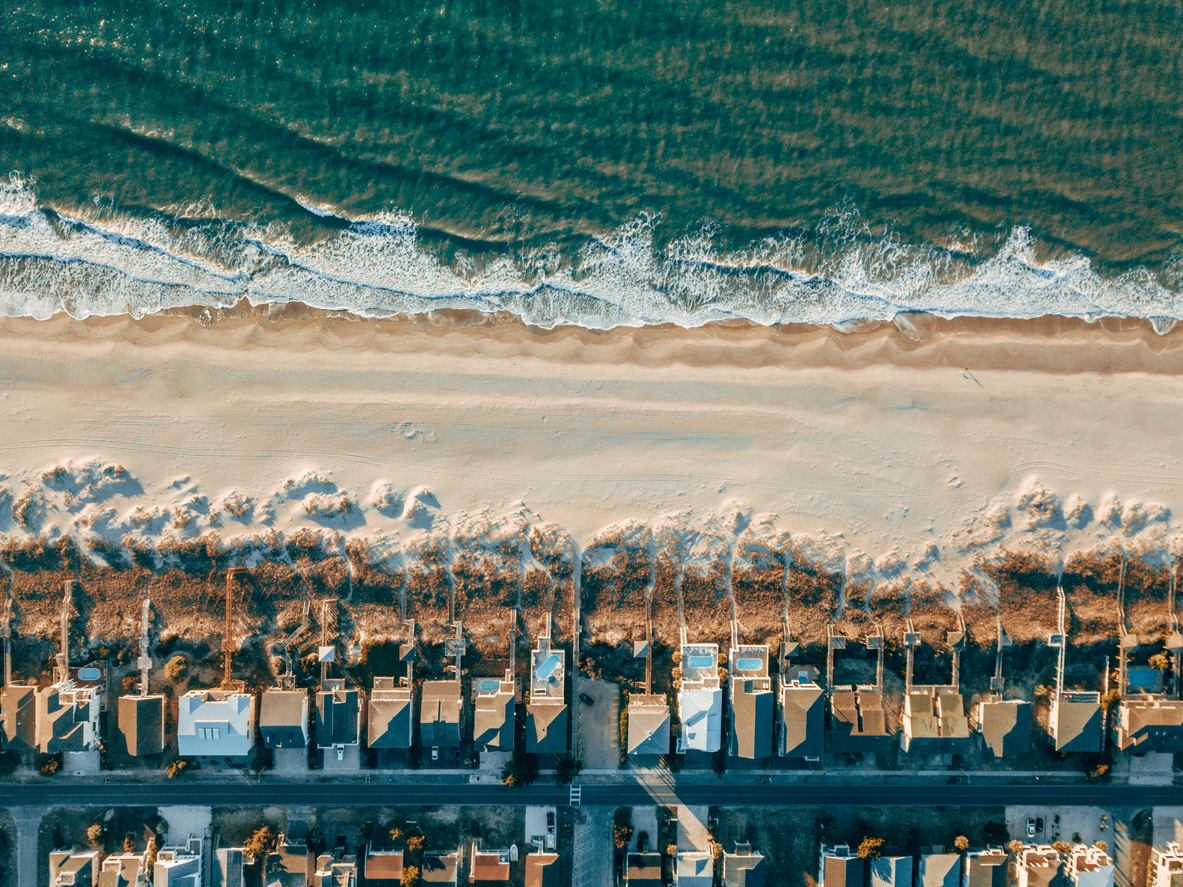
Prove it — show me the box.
[527,625,568,753]
[677,642,722,753]
[779,663,824,760]
[117,693,166,758]
[977,699,1032,758]
[316,679,361,761]
[177,688,256,758]
[901,690,971,754]
[627,693,671,756]
[1,683,38,752]
[728,642,773,760]
[1051,691,1103,753]
[473,672,516,754]
[919,853,962,887]
[421,680,463,755]
[259,688,310,749]
[368,676,414,751]
[37,678,101,754]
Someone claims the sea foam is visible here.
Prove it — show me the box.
[2,175,1181,330]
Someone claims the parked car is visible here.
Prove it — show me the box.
[579,692,595,706]
[431,746,440,761]
[336,744,345,761]
[1026,818,1036,837]
[547,812,556,835]
[1035,818,1044,833]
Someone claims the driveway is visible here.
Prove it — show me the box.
[574,677,620,771]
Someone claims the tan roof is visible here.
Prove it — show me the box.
[525,853,561,887]
[365,848,403,882]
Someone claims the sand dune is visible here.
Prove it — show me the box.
[1,311,1182,641]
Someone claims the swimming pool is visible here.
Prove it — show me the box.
[686,655,715,670]
[736,657,762,672]
[535,653,562,681]
[478,678,501,693]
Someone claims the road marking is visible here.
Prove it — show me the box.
[570,784,582,805]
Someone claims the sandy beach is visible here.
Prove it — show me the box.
[1,310,1182,607]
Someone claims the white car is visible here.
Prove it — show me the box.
[431,746,439,761]
[336,744,345,761]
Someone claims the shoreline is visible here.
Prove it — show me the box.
[5,307,1183,377]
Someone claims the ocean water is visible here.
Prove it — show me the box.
[2,0,1182,329]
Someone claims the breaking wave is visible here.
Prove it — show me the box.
[2,175,1182,331]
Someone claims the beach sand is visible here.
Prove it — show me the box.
[1,310,1182,639]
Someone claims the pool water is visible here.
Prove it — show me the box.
[736,658,762,672]
[686,655,715,670]
[479,678,501,693]
[535,653,562,680]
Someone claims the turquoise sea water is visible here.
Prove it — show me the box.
[2,0,1182,328]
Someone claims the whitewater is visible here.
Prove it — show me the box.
[2,176,1181,331]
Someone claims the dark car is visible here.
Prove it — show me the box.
[579,692,595,706]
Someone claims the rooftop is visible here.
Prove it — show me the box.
[780,678,824,758]
[177,688,255,758]
[1118,696,1183,753]
[316,679,360,748]
[628,693,671,756]
[978,699,1032,758]
[420,681,463,748]
[1053,692,1103,753]
[368,677,413,750]
[473,676,515,753]
[259,688,309,749]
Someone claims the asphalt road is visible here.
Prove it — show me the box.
[3,781,1182,809]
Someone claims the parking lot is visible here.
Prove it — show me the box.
[574,676,620,770]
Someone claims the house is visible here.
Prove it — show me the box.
[819,845,865,887]
[420,681,463,749]
[117,694,165,757]
[676,851,714,886]
[871,856,913,887]
[723,843,765,887]
[97,848,152,887]
[779,665,824,759]
[1,684,38,752]
[525,852,561,887]
[421,849,461,886]
[627,694,671,756]
[364,844,403,887]
[312,851,357,887]
[1151,843,1183,887]
[830,690,892,753]
[177,689,256,758]
[266,833,311,887]
[977,699,1031,758]
[368,677,413,750]
[316,679,360,751]
[473,675,515,754]
[1117,696,1183,753]
[1017,846,1067,887]
[38,680,101,753]
[527,633,568,754]
[1065,845,1113,887]
[1051,692,1103,753]
[901,691,971,754]
[213,847,245,887]
[728,645,773,760]
[678,643,723,753]
[154,836,204,887]
[469,846,511,883]
[50,848,102,887]
[626,853,663,886]
[919,853,962,887]
[965,849,1008,887]
[259,689,309,749]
